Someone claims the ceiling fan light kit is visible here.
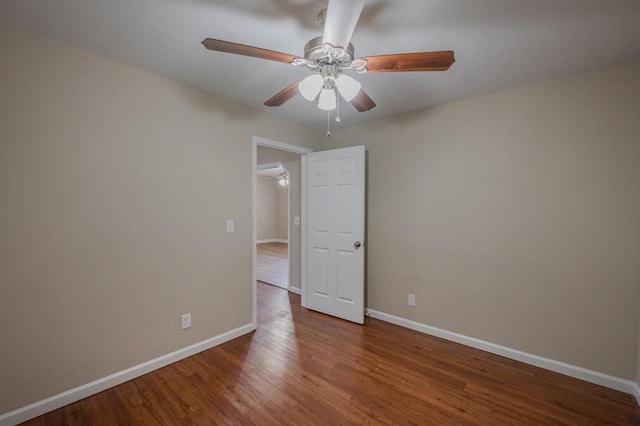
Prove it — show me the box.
[202,0,455,125]
[278,171,289,188]
[318,87,337,111]
[299,74,324,100]
[335,75,361,102]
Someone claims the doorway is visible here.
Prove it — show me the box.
[256,161,290,289]
[252,137,312,328]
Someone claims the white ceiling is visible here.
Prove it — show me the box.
[2,0,640,131]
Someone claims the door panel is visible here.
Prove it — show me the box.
[305,145,365,324]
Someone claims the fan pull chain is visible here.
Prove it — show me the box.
[336,95,341,123]
[326,109,331,138]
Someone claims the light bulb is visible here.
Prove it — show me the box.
[298,74,324,101]
[335,74,361,101]
[318,88,337,111]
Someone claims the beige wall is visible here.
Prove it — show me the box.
[256,174,288,242]
[325,58,640,380]
[256,176,278,241]
[0,22,319,414]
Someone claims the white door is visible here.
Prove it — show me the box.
[305,145,365,324]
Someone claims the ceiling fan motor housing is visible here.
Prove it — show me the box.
[304,37,354,66]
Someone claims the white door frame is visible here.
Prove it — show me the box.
[252,136,312,329]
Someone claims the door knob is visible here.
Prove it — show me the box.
[354,241,362,249]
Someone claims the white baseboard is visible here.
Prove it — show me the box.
[0,323,255,426]
[365,308,638,398]
[288,286,301,295]
[256,239,288,244]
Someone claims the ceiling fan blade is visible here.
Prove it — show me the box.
[202,38,300,64]
[363,51,455,73]
[322,0,365,49]
[350,89,376,112]
[264,82,300,107]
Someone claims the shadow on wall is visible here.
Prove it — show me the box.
[175,79,264,122]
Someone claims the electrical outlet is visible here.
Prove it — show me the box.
[181,313,191,330]
[408,294,416,307]
[226,219,234,233]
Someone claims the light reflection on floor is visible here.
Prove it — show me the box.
[235,282,301,388]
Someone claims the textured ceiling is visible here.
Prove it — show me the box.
[2,0,640,130]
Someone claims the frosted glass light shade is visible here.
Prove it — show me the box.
[318,88,337,111]
[298,74,324,101]
[335,75,361,101]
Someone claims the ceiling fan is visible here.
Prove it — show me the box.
[202,0,454,114]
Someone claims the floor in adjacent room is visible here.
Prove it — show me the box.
[22,282,640,425]
[256,241,288,289]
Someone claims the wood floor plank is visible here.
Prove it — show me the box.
[21,282,640,425]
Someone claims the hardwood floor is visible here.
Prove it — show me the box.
[23,283,640,425]
[256,242,288,288]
